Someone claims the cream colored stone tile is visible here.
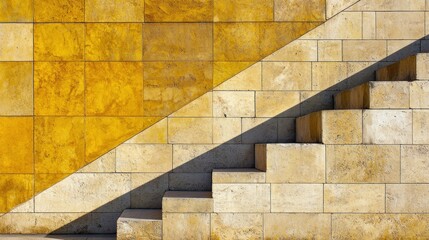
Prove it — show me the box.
[0,24,33,61]
[387,184,429,213]
[326,0,359,18]
[212,169,265,184]
[116,144,172,172]
[172,144,254,173]
[264,213,331,239]
[126,119,167,144]
[312,62,348,90]
[369,81,410,109]
[401,145,429,183]
[163,213,210,240]
[168,118,213,144]
[363,110,413,144]
[327,145,400,183]
[211,213,263,240]
[168,173,212,191]
[363,12,376,39]
[263,40,317,61]
[163,191,212,213]
[213,184,270,212]
[258,144,325,183]
[343,40,386,61]
[242,118,278,143]
[411,81,429,108]
[34,173,130,212]
[256,91,300,117]
[332,214,429,239]
[348,0,425,11]
[10,199,33,213]
[213,118,241,143]
[117,209,162,240]
[213,91,255,118]
[215,63,261,91]
[271,184,323,212]
[324,184,385,213]
[318,40,342,61]
[277,118,295,142]
[376,12,425,39]
[78,150,115,173]
[303,12,362,39]
[413,110,429,144]
[131,173,168,209]
[387,40,420,62]
[170,92,212,117]
[262,62,312,90]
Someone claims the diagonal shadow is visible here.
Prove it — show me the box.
[14,37,426,236]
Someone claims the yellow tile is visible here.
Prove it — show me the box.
[34,62,84,116]
[145,0,213,22]
[34,23,84,61]
[35,173,68,194]
[85,62,144,116]
[0,117,33,174]
[143,62,212,117]
[0,24,33,61]
[213,62,254,87]
[0,174,33,213]
[214,0,273,22]
[35,117,85,174]
[274,0,326,21]
[126,118,168,144]
[0,0,33,22]
[0,62,33,115]
[142,23,212,61]
[85,23,142,61]
[85,117,160,161]
[85,0,144,22]
[34,0,84,22]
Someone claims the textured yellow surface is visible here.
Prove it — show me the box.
[34,24,84,61]
[86,62,144,116]
[0,62,33,115]
[142,23,212,61]
[213,62,254,87]
[143,62,212,116]
[214,0,274,22]
[35,117,85,174]
[0,0,33,22]
[34,0,84,22]
[35,173,69,194]
[145,0,212,22]
[85,0,145,22]
[275,0,326,21]
[0,175,33,212]
[85,23,143,61]
[0,118,33,174]
[34,62,85,116]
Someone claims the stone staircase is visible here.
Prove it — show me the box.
[116,53,429,239]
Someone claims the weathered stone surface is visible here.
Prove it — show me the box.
[264,213,331,239]
[168,173,212,191]
[377,53,429,81]
[126,119,168,144]
[163,191,213,213]
[213,91,255,118]
[326,0,358,18]
[324,184,385,213]
[413,110,429,144]
[117,209,161,240]
[85,0,144,22]
[376,12,424,39]
[263,40,317,61]
[213,184,270,212]
[386,184,429,213]
[163,213,210,240]
[131,173,168,209]
[256,91,300,117]
[326,145,400,183]
[168,118,213,144]
[312,62,348,90]
[348,0,425,10]
[303,12,362,39]
[0,24,33,61]
[271,184,323,212]
[145,0,212,22]
[215,63,262,91]
[410,81,429,108]
[262,62,312,90]
[213,118,241,143]
[401,145,429,183]
[171,92,212,118]
[318,40,342,61]
[256,144,325,183]
[116,144,172,173]
[343,40,386,61]
[274,0,325,21]
[211,213,263,240]
[35,0,84,22]
[363,110,413,144]
[215,0,273,22]
[212,169,265,183]
[78,150,115,173]
[242,118,278,144]
[363,12,376,39]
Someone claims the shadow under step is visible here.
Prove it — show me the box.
[117,209,162,240]
[376,53,429,81]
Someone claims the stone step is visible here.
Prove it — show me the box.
[212,168,265,183]
[162,191,213,213]
[376,53,429,81]
[335,81,410,109]
[296,110,416,144]
[117,209,162,240]
[255,144,325,183]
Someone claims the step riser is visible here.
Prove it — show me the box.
[376,53,429,81]
[162,191,213,213]
[117,209,162,240]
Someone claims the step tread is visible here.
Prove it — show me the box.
[213,168,266,183]
[164,191,212,199]
[118,209,162,222]
[163,191,213,213]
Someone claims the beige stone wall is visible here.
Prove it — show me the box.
[2,0,429,234]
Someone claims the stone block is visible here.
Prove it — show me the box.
[117,209,161,240]
[271,184,323,212]
[376,53,429,81]
[213,184,270,213]
[413,110,429,144]
[162,213,210,240]
[131,173,168,209]
[386,184,429,213]
[214,63,262,91]
[343,40,386,61]
[376,12,425,39]
[263,40,317,61]
[213,91,255,118]
[410,81,429,108]
[303,12,362,39]
[213,118,241,144]
[312,62,348,90]
[0,24,33,61]
[168,118,213,144]
[318,40,342,61]
[116,144,172,172]
[401,145,429,183]
[163,191,213,213]
[212,169,265,184]
[262,62,312,90]
[242,118,278,143]
[211,213,263,240]
[256,91,300,117]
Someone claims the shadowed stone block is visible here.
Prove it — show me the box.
[117,209,162,240]
[163,191,213,213]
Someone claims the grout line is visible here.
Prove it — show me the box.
[32,0,35,213]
